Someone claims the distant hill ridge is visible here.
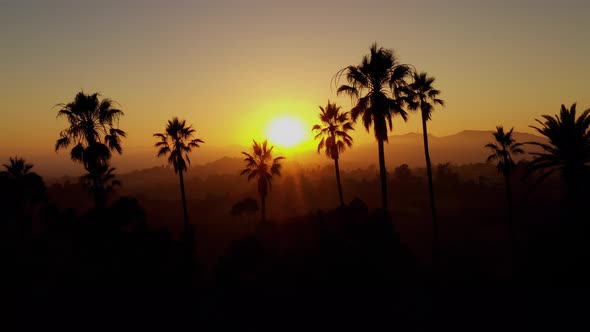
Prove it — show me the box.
[40,130,546,182]
[388,129,543,141]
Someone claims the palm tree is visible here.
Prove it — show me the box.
[485,126,525,253]
[1,157,46,236]
[154,117,204,235]
[527,103,590,212]
[240,140,285,223]
[55,91,125,207]
[312,101,354,207]
[408,71,444,266]
[336,43,411,213]
[2,157,34,177]
[1,157,46,205]
[80,164,121,208]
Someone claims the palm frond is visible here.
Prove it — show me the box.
[55,135,71,152]
[55,91,126,169]
[337,85,359,99]
[312,101,355,159]
[525,103,590,189]
[247,169,258,181]
[155,118,203,174]
[240,139,284,196]
[157,146,171,157]
[408,71,444,122]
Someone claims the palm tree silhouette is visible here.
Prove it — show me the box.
[336,43,411,213]
[80,164,121,208]
[408,71,444,266]
[240,140,285,223]
[55,91,125,207]
[527,103,590,212]
[312,101,354,207]
[1,157,46,204]
[485,126,524,255]
[2,157,34,177]
[1,157,46,236]
[154,117,204,235]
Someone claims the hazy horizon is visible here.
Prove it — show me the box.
[17,129,545,180]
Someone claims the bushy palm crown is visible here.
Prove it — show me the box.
[1,157,46,204]
[312,102,354,159]
[528,103,590,180]
[408,72,444,119]
[55,92,125,169]
[240,140,285,197]
[154,117,204,174]
[485,126,525,173]
[336,43,411,141]
[2,157,34,177]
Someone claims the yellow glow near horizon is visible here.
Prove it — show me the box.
[266,116,307,148]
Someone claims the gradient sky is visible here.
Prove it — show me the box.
[1,0,589,170]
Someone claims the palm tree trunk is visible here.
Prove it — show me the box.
[334,157,345,207]
[504,170,516,270]
[421,115,439,269]
[260,194,266,224]
[564,171,581,223]
[178,169,189,235]
[377,139,388,213]
[94,192,105,210]
[504,171,513,231]
[93,176,105,209]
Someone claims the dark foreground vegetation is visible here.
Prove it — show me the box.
[1,159,589,330]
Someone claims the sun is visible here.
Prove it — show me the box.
[267,116,307,148]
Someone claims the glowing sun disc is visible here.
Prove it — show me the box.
[267,116,306,147]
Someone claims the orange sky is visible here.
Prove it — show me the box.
[1,0,589,176]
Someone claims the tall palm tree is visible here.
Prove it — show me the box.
[527,103,590,212]
[485,126,525,253]
[80,165,121,208]
[55,91,125,207]
[154,117,204,235]
[240,140,285,223]
[312,101,354,207]
[408,71,444,266]
[336,43,411,213]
